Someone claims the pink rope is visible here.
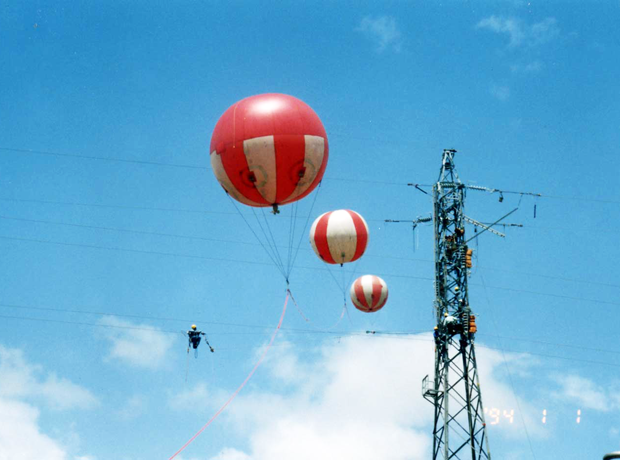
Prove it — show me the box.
[168,291,290,460]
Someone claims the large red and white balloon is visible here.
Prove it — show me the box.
[309,210,369,265]
[350,275,388,313]
[210,93,328,210]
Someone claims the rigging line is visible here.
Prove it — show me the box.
[478,268,537,460]
[346,259,361,289]
[286,203,296,276]
[254,208,286,279]
[286,201,300,277]
[250,207,283,277]
[185,349,189,383]
[325,265,346,295]
[292,202,301,275]
[289,181,322,279]
[287,290,311,323]
[287,289,346,331]
[289,200,301,276]
[227,195,282,272]
[260,208,286,275]
[168,290,289,460]
[0,146,207,170]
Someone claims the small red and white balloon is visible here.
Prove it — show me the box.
[350,275,388,313]
[309,209,368,265]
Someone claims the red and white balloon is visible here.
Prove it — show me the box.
[309,210,369,265]
[210,93,328,210]
[350,275,388,313]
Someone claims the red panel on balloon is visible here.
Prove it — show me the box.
[210,94,328,208]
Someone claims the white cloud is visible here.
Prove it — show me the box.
[357,16,402,53]
[491,85,510,101]
[552,374,613,411]
[0,398,67,460]
[166,335,546,460]
[0,345,97,460]
[98,316,175,370]
[476,16,559,48]
[0,346,97,410]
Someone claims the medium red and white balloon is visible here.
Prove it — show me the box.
[309,210,369,265]
[350,275,388,313]
[210,93,329,213]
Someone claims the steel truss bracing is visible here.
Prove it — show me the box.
[423,149,491,460]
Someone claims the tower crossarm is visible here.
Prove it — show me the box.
[462,215,506,238]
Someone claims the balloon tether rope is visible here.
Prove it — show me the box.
[168,290,290,459]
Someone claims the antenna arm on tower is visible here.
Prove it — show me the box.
[465,208,518,244]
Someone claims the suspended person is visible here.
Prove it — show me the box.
[187,325,214,357]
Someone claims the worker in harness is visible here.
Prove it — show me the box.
[187,325,214,356]
[443,312,459,335]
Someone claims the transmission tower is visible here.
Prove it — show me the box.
[422,149,491,460]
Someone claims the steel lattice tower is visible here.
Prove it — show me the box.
[422,149,491,460]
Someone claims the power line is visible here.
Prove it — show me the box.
[3,233,620,308]
[0,197,388,223]
[366,332,620,370]
[0,214,258,247]
[3,145,619,205]
[4,211,618,291]
[0,146,207,170]
[4,297,620,356]
[0,197,237,216]
[2,308,620,370]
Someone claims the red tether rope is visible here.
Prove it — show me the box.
[168,290,290,459]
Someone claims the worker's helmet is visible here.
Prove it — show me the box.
[434,326,438,330]
[444,312,448,317]
[191,324,197,330]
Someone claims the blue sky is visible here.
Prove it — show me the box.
[1,1,619,459]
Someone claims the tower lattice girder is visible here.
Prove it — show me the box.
[423,150,491,460]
